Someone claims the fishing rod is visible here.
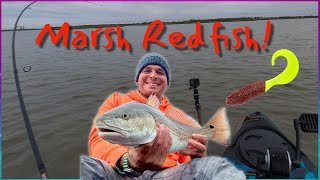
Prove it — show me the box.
[12,2,104,178]
[11,1,48,178]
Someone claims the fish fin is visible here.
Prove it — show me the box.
[206,107,231,146]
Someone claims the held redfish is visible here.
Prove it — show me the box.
[96,102,230,152]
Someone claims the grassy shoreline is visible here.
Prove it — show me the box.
[2,15,317,32]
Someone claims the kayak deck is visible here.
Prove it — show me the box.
[223,111,318,179]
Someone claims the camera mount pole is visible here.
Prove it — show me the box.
[189,81,203,126]
[193,88,203,126]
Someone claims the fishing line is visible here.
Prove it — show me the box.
[85,1,103,7]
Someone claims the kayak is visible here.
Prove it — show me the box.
[223,111,318,179]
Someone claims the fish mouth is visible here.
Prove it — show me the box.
[97,125,129,137]
[98,128,117,133]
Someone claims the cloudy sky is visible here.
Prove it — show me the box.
[2,1,318,30]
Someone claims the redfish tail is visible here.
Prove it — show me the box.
[206,107,231,146]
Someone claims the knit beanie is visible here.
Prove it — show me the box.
[135,53,170,85]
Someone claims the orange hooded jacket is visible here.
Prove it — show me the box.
[89,90,201,168]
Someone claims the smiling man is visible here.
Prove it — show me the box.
[81,53,245,179]
[135,54,170,100]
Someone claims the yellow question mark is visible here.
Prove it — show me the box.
[265,49,300,92]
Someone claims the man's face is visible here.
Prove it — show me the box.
[136,65,168,97]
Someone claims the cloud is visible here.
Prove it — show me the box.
[2,1,318,29]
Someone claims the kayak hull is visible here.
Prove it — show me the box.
[223,111,318,179]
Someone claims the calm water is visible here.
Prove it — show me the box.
[2,18,318,178]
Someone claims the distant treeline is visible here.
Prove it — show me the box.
[3,15,317,31]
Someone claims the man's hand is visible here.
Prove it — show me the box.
[127,124,172,172]
[180,134,207,158]
[147,92,160,109]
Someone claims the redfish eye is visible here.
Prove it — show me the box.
[122,113,130,120]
